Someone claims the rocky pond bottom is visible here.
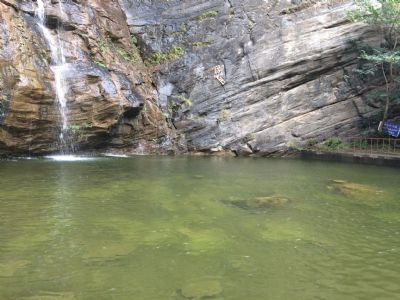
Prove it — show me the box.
[0,157,399,300]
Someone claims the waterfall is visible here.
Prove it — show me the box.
[35,0,70,153]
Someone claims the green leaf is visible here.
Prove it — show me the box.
[131,34,138,45]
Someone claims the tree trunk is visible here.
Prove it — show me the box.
[380,62,391,131]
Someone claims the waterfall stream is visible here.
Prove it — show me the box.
[35,0,70,153]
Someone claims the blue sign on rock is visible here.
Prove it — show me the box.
[384,121,400,138]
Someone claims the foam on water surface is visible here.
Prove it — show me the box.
[45,155,96,162]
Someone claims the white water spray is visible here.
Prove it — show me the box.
[35,0,70,152]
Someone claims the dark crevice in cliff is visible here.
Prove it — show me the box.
[324,19,351,29]
[0,0,17,11]
[279,0,319,15]
[280,57,359,92]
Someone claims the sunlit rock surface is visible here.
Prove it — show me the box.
[119,0,383,155]
[0,0,384,155]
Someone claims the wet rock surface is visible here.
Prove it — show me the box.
[0,0,180,155]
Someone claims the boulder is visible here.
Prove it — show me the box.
[327,179,384,203]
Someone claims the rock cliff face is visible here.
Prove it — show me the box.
[0,0,383,156]
[120,0,382,155]
[0,0,178,155]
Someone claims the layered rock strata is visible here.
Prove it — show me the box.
[120,0,382,155]
[0,0,384,156]
[0,0,178,155]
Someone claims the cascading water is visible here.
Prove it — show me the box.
[35,0,70,153]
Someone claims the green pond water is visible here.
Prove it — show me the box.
[0,156,399,300]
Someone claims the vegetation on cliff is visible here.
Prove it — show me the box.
[349,0,400,128]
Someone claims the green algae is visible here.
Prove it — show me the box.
[0,157,399,300]
[7,231,51,252]
[82,243,135,260]
[179,228,230,255]
[260,219,308,241]
[0,260,30,277]
[327,179,385,206]
[373,210,400,223]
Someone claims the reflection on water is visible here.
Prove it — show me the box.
[0,157,399,299]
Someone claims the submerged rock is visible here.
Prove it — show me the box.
[178,280,222,299]
[327,179,384,204]
[222,195,289,211]
[253,196,289,206]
